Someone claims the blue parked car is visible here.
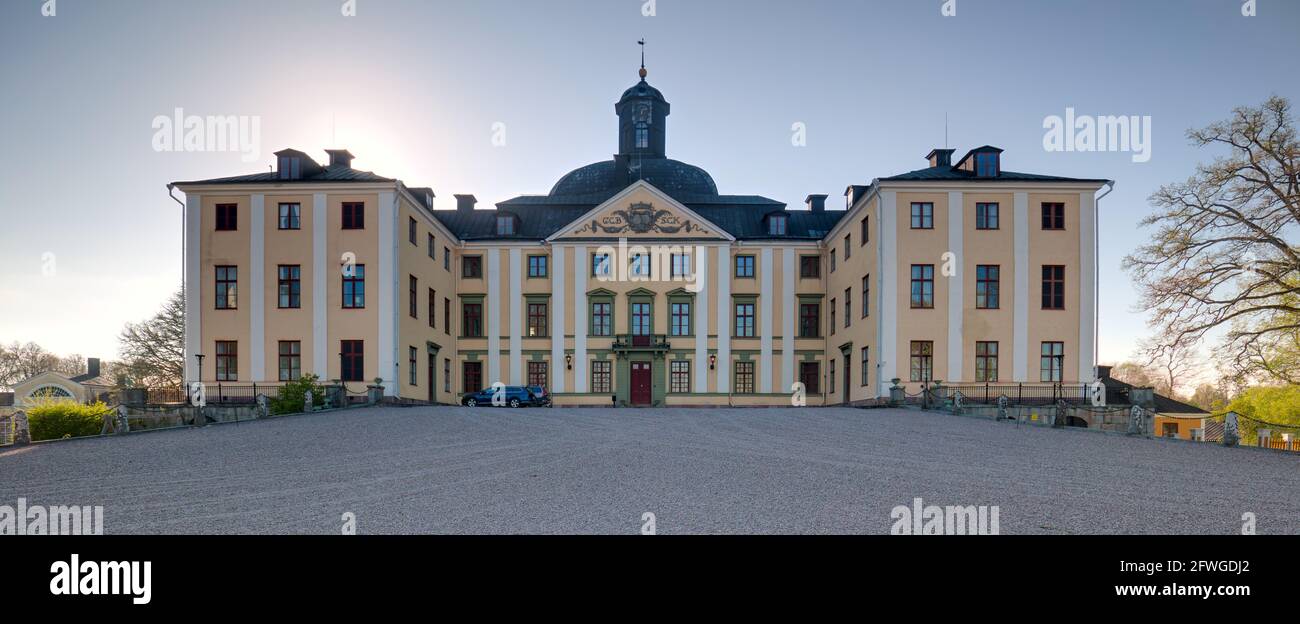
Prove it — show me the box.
[461,385,543,408]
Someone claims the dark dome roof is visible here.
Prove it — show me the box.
[549,158,718,199]
[619,79,665,103]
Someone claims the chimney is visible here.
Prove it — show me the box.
[455,194,477,212]
[926,148,955,168]
[1095,365,1112,380]
[325,149,355,169]
[86,358,101,379]
[805,194,827,213]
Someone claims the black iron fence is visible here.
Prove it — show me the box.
[940,383,1089,406]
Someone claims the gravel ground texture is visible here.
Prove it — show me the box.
[2,406,1297,535]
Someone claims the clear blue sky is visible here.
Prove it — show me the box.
[1,0,1297,368]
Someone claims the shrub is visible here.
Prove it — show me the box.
[27,401,110,441]
[270,374,326,415]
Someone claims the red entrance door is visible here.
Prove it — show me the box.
[630,361,652,406]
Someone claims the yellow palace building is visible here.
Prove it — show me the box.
[172,67,1111,407]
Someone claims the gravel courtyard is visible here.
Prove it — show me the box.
[2,406,1297,534]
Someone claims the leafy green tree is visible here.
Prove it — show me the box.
[1224,385,1300,446]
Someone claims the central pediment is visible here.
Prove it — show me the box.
[547,181,733,242]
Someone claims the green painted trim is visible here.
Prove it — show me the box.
[525,254,549,279]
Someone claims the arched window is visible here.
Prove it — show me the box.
[29,385,74,400]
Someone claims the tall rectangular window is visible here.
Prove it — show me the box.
[670,253,692,278]
[670,361,691,393]
[444,359,451,393]
[631,302,652,336]
[830,249,837,273]
[215,340,238,381]
[830,299,836,335]
[976,265,1000,309]
[527,303,548,337]
[409,275,418,318]
[975,341,999,382]
[462,302,483,337]
[341,340,364,382]
[428,233,435,259]
[342,265,365,309]
[734,302,755,337]
[592,253,612,277]
[342,202,364,230]
[528,362,548,389]
[278,203,300,230]
[861,347,870,387]
[443,247,450,272]
[800,256,820,278]
[278,341,301,381]
[409,347,418,386]
[844,234,851,259]
[591,361,612,394]
[408,217,417,245]
[671,302,691,336]
[591,302,611,336]
[278,265,301,309]
[799,303,820,338]
[462,362,482,393]
[215,204,237,231]
[630,253,651,278]
[444,298,451,335]
[734,361,755,394]
[910,264,935,308]
[528,255,548,278]
[734,255,755,278]
[844,288,851,328]
[215,266,238,309]
[1041,202,1065,230]
[1040,342,1064,382]
[909,341,934,382]
[910,202,934,229]
[862,275,870,318]
[800,362,820,394]
[462,256,482,279]
[976,202,999,230]
[861,216,869,244]
[1042,265,1065,310]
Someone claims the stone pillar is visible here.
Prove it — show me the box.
[889,379,904,407]
[1223,411,1239,447]
[13,410,30,446]
[1127,405,1147,436]
[256,394,269,418]
[367,385,383,405]
[116,405,130,434]
[1257,428,1271,448]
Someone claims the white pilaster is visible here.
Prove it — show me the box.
[1013,192,1030,382]
[312,193,328,377]
[550,245,566,393]
[377,191,397,395]
[1079,191,1097,381]
[694,246,709,392]
[573,245,588,392]
[249,194,265,382]
[509,247,522,384]
[716,246,731,392]
[184,193,201,382]
[877,191,898,395]
[781,247,796,393]
[759,248,774,393]
[487,249,501,386]
[947,191,963,383]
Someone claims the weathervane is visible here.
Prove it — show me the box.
[638,38,647,79]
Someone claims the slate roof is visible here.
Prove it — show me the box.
[879,165,1109,184]
[172,166,394,186]
[550,158,719,199]
[1099,375,1209,414]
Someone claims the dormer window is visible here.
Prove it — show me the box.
[496,215,516,236]
[975,152,1000,177]
[768,214,788,236]
[278,156,301,180]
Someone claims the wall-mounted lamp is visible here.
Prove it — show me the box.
[708,353,717,370]
[565,353,573,370]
